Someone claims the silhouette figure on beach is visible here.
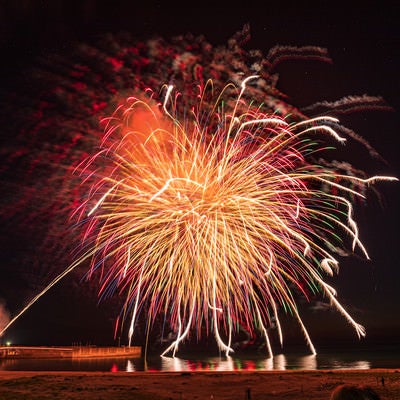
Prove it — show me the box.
[330,384,381,399]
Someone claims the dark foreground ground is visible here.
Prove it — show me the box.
[0,369,399,399]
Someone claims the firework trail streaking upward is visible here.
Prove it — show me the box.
[0,26,396,355]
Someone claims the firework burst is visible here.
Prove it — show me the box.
[69,75,395,357]
[0,26,397,355]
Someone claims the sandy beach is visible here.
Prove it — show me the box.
[0,369,399,399]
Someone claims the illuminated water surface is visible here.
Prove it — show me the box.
[1,346,399,372]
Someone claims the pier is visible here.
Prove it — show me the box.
[0,345,142,359]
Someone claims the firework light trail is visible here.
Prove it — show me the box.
[0,26,397,356]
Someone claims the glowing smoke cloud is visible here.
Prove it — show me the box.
[0,26,397,356]
[0,301,10,336]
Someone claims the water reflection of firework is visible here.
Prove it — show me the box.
[0,26,396,355]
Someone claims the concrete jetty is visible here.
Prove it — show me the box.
[0,345,142,359]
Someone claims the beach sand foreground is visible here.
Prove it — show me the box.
[0,369,399,399]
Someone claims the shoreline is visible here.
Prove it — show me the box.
[0,369,399,399]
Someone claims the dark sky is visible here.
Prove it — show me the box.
[0,1,399,353]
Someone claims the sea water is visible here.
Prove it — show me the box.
[1,343,399,372]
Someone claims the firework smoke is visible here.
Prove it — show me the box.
[0,300,10,337]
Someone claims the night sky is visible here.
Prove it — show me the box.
[0,1,399,354]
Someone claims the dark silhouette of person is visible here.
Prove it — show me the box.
[330,384,381,400]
